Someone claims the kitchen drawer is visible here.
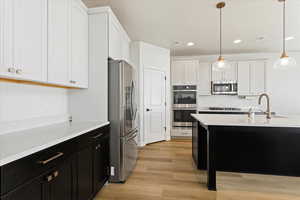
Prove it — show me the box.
[0,139,76,196]
[77,125,110,150]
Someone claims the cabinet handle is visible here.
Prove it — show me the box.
[37,152,64,165]
[46,174,53,182]
[16,69,22,75]
[53,171,59,178]
[8,67,16,73]
[92,133,104,140]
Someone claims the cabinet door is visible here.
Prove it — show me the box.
[13,0,47,81]
[71,0,88,88]
[49,158,74,200]
[109,17,122,60]
[77,146,93,200]
[121,32,130,63]
[4,176,45,200]
[211,69,223,82]
[250,61,266,95]
[93,135,110,193]
[0,0,14,78]
[171,61,185,85]
[198,63,211,95]
[48,0,70,85]
[184,60,198,85]
[237,61,251,96]
[223,62,237,81]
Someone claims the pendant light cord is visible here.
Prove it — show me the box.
[283,0,286,54]
[220,7,222,57]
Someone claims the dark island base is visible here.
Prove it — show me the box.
[192,121,300,190]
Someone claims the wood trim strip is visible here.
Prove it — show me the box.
[0,78,80,89]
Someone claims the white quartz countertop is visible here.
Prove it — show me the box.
[0,121,110,166]
[191,114,300,128]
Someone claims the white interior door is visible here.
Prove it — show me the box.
[144,69,166,144]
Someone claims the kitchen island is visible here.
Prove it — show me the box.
[191,114,300,191]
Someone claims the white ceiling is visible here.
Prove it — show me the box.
[83,0,300,56]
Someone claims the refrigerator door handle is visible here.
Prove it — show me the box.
[126,132,138,142]
[130,80,137,121]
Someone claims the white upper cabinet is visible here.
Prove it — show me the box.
[224,62,237,81]
[250,61,266,95]
[70,0,88,88]
[238,60,266,96]
[171,60,198,85]
[184,60,198,84]
[0,0,14,78]
[109,17,122,60]
[0,0,88,88]
[172,61,186,85]
[212,62,237,82]
[0,0,47,81]
[48,0,71,85]
[198,62,211,95]
[121,31,131,63]
[108,11,131,62]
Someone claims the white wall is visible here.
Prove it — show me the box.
[68,12,108,123]
[131,41,171,146]
[173,52,300,115]
[0,82,68,134]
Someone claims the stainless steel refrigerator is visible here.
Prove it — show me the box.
[108,59,138,183]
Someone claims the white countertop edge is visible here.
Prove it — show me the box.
[0,121,110,166]
[191,114,300,128]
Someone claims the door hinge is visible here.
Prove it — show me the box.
[165,76,167,80]
[164,127,167,132]
[165,102,167,106]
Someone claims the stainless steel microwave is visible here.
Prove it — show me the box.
[211,81,238,95]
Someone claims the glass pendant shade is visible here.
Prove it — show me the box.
[274,0,297,69]
[212,56,231,71]
[274,53,297,69]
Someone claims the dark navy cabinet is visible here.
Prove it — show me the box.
[0,124,110,200]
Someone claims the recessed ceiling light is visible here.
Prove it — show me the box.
[233,39,242,44]
[285,36,295,41]
[187,42,195,46]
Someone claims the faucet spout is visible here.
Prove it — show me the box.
[258,93,271,119]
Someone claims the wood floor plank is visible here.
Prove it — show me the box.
[94,140,300,200]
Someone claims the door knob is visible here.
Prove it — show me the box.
[146,108,152,112]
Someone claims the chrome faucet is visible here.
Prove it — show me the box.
[258,93,271,119]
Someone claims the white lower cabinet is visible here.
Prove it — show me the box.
[238,61,266,96]
[198,62,211,95]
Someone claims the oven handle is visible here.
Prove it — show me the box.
[173,108,197,111]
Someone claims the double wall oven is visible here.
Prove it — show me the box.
[172,85,197,127]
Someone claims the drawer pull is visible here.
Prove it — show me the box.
[53,171,59,178]
[46,175,53,182]
[95,144,101,150]
[38,152,64,165]
[92,133,104,140]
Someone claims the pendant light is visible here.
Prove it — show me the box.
[274,0,297,69]
[213,2,230,71]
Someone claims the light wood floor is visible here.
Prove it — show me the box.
[95,139,300,200]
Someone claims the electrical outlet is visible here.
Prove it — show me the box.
[110,166,115,176]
